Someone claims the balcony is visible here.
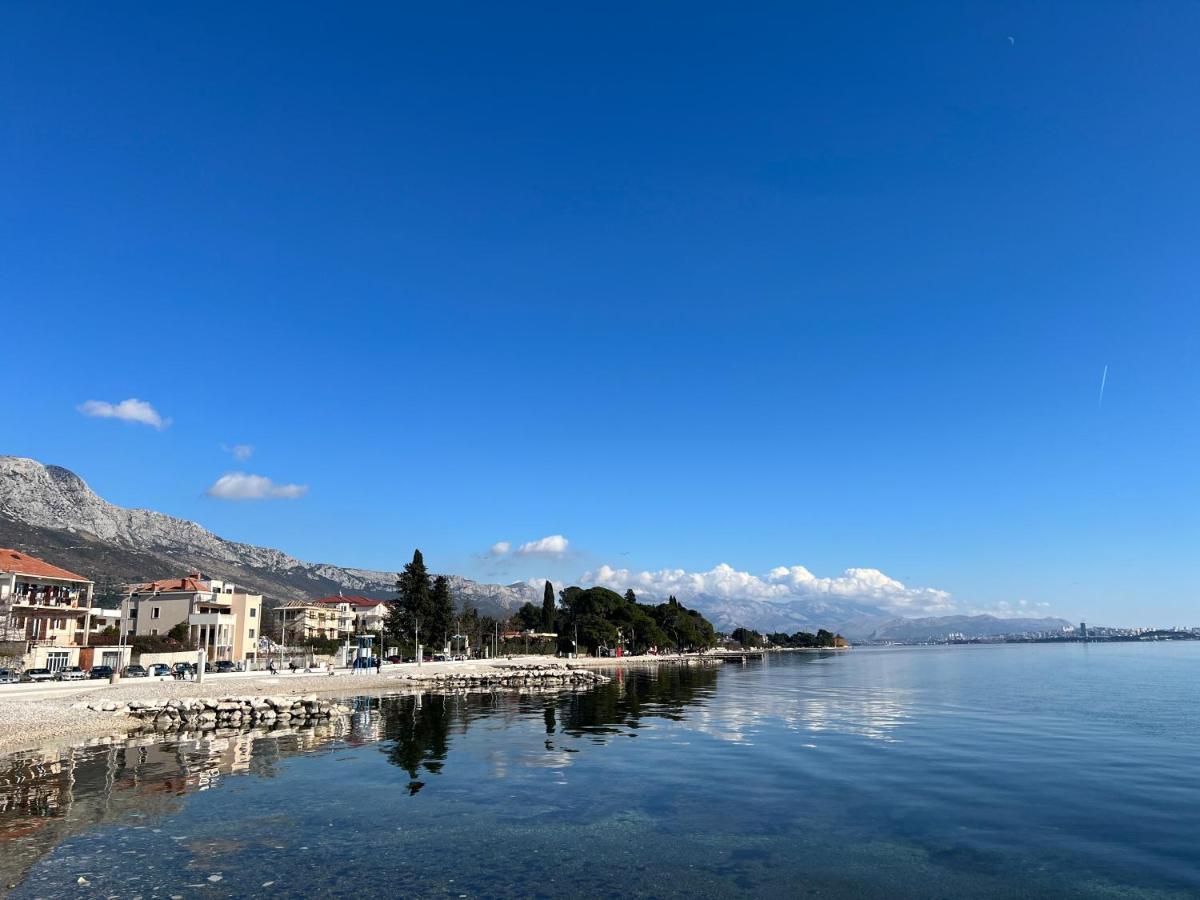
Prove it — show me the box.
[190,613,236,627]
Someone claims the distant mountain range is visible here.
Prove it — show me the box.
[0,456,1070,640]
[0,456,539,620]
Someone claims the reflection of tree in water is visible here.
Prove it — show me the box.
[379,694,454,793]
[376,665,721,792]
[560,663,720,736]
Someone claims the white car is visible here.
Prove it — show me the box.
[0,668,18,684]
[20,668,55,683]
[56,666,88,681]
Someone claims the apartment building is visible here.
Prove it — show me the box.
[275,600,341,642]
[0,548,95,671]
[313,595,389,636]
[125,574,262,662]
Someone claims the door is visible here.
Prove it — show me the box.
[45,651,69,673]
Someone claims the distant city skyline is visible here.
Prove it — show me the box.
[2,4,1197,625]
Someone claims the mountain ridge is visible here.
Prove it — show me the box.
[0,456,540,619]
[0,456,1070,639]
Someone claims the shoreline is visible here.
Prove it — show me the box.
[0,653,722,756]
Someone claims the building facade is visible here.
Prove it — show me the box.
[0,549,95,671]
[125,575,262,662]
[275,600,341,642]
[313,595,389,636]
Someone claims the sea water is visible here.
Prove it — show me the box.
[2,643,1199,898]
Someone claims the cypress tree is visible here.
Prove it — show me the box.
[542,580,556,631]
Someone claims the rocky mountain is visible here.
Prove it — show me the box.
[0,456,536,619]
[0,456,1071,640]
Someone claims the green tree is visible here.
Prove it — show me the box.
[514,602,541,631]
[624,589,637,604]
[429,575,454,651]
[730,627,763,649]
[542,580,556,631]
[389,549,432,652]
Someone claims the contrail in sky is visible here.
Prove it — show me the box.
[1098,364,1108,407]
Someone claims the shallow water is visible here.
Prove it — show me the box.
[3,643,1200,898]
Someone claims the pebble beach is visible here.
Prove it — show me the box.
[0,653,720,755]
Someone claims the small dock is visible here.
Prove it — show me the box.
[706,651,765,662]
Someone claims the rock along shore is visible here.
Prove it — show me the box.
[0,654,720,754]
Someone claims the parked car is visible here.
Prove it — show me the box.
[0,668,18,684]
[56,666,87,681]
[172,662,195,677]
[149,663,172,678]
[89,665,115,680]
[386,655,404,664]
[213,660,236,674]
[122,665,148,678]
[21,668,55,683]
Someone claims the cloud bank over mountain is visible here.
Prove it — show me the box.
[582,562,957,617]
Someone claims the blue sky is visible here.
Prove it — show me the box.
[2,2,1197,625]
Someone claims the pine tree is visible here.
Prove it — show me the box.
[624,589,637,604]
[542,580,556,631]
[391,549,431,652]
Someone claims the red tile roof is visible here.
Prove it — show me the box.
[0,549,90,583]
[134,576,212,594]
[313,595,387,609]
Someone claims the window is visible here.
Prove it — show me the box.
[46,651,69,672]
[250,608,257,618]
[249,629,256,638]
[150,628,159,636]
[152,606,161,619]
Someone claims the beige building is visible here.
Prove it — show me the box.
[0,548,95,671]
[125,575,262,662]
[313,595,390,636]
[276,600,342,642]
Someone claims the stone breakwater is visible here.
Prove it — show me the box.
[392,663,610,689]
[63,665,610,733]
[73,694,351,731]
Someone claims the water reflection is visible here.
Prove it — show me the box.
[0,656,920,895]
[0,718,353,889]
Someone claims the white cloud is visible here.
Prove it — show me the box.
[205,472,308,501]
[516,535,570,557]
[489,541,511,557]
[78,398,170,429]
[580,561,957,616]
[222,443,254,461]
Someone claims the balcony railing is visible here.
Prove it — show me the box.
[190,613,236,626]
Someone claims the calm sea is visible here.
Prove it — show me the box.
[3,643,1199,898]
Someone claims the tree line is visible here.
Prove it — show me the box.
[730,627,843,649]
[383,550,717,656]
